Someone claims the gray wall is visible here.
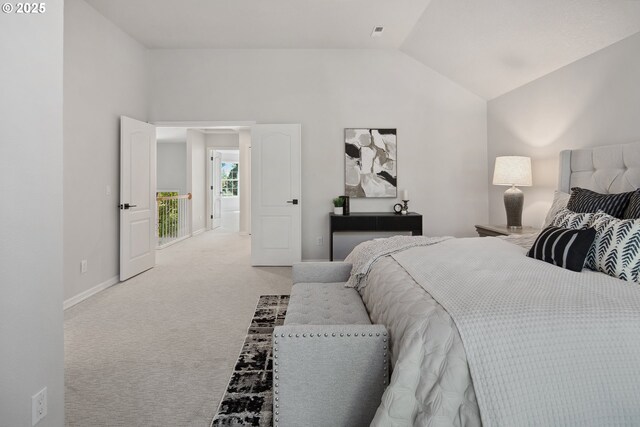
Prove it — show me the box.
[188,130,207,233]
[149,49,489,260]
[488,32,640,227]
[63,0,149,302]
[206,133,240,148]
[0,1,65,425]
[157,142,187,194]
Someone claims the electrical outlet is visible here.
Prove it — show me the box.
[81,259,88,273]
[316,236,323,246]
[32,387,47,426]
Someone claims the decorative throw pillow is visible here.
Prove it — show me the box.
[527,226,596,272]
[585,210,640,283]
[542,191,570,228]
[550,208,594,230]
[566,187,633,218]
[623,190,640,219]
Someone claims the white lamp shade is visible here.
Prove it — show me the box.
[492,156,532,186]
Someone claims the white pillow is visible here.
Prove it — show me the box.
[550,207,593,229]
[586,210,640,283]
[542,191,570,228]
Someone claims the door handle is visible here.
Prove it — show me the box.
[120,203,137,210]
[286,199,299,205]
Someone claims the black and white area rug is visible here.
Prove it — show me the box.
[211,295,289,427]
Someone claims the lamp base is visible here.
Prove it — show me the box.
[504,186,523,228]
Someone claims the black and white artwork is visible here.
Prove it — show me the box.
[345,128,397,198]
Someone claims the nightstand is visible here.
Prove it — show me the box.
[475,224,539,237]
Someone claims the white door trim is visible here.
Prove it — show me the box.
[206,150,223,230]
[206,149,212,230]
[153,120,256,128]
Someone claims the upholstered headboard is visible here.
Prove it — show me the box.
[558,142,640,194]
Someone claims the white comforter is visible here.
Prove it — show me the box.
[359,237,640,426]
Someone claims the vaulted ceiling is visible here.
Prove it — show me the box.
[401,0,640,99]
[85,0,640,99]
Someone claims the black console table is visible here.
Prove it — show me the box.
[330,212,423,261]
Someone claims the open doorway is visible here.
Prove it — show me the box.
[214,150,240,232]
[156,128,190,248]
[206,128,252,236]
[153,124,252,247]
[151,121,300,266]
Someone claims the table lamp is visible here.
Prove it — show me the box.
[492,156,532,228]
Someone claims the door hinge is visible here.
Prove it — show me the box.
[211,186,214,190]
[211,157,214,161]
[210,215,213,219]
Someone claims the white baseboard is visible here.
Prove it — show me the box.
[157,234,190,250]
[301,258,331,262]
[192,228,206,236]
[64,275,120,310]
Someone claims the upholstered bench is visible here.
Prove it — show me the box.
[273,262,389,427]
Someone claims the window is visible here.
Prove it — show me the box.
[221,162,239,197]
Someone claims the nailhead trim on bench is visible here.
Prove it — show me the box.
[272,331,388,427]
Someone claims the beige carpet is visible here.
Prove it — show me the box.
[64,229,292,426]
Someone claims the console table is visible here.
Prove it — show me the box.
[330,212,423,261]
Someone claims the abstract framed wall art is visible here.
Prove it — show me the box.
[345,128,397,198]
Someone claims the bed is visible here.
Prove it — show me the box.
[350,142,640,426]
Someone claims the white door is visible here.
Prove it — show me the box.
[251,124,301,266]
[212,151,222,229]
[120,116,156,281]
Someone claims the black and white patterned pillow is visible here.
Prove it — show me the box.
[527,226,596,272]
[551,208,594,229]
[622,190,640,219]
[585,210,640,283]
[567,187,633,218]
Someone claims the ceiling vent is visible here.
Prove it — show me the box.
[371,26,384,38]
